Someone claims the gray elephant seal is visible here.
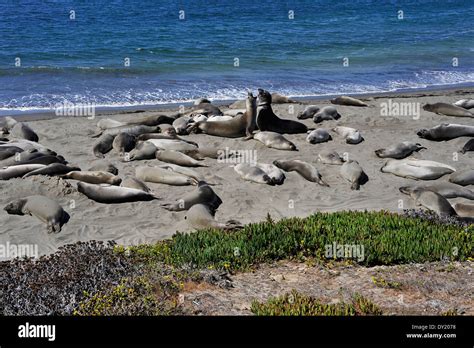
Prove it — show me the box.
[417,123,474,141]
[161,181,222,212]
[121,177,152,192]
[22,163,80,178]
[254,131,297,150]
[331,96,368,107]
[93,125,160,138]
[449,170,474,186]
[375,142,425,159]
[125,114,177,127]
[194,97,211,105]
[9,122,39,142]
[273,159,329,186]
[318,151,345,165]
[112,132,136,155]
[340,160,367,190]
[423,103,473,117]
[137,128,198,146]
[453,202,474,217]
[399,183,474,200]
[460,139,474,154]
[256,89,308,134]
[244,91,258,139]
[136,166,197,185]
[313,106,341,123]
[20,154,66,166]
[297,106,320,120]
[271,92,297,104]
[306,129,331,144]
[63,171,122,185]
[454,99,474,110]
[234,163,272,185]
[157,163,204,182]
[0,149,44,167]
[185,203,242,231]
[88,161,118,175]
[256,163,286,185]
[93,134,114,158]
[400,188,457,216]
[4,195,69,233]
[173,116,193,135]
[77,182,159,203]
[0,164,45,180]
[0,145,24,160]
[333,126,363,144]
[97,118,125,130]
[188,102,223,116]
[127,141,157,161]
[155,150,207,167]
[381,159,455,180]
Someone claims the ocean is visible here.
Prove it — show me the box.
[0,0,473,114]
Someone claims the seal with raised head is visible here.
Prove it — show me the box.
[185,203,242,231]
[333,126,363,144]
[449,170,474,186]
[340,160,367,190]
[22,163,80,178]
[4,195,69,233]
[136,166,197,185]
[423,103,473,117]
[77,182,159,203]
[161,181,222,212]
[454,99,474,110]
[399,187,457,216]
[313,106,341,123]
[155,149,207,167]
[399,182,474,200]
[297,106,320,120]
[306,129,331,144]
[273,159,329,186]
[381,158,455,180]
[256,89,308,134]
[375,142,426,159]
[317,151,345,165]
[93,134,114,158]
[417,123,474,141]
[112,132,136,155]
[63,171,122,185]
[331,96,368,107]
[253,131,297,151]
[234,163,272,185]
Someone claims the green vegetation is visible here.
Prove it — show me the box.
[371,276,402,289]
[117,211,474,272]
[251,290,383,316]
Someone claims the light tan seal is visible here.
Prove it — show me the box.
[155,149,207,167]
[62,171,122,185]
[136,166,197,185]
[423,103,473,117]
[273,159,329,186]
[161,181,222,212]
[185,203,242,230]
[400,187,457,216]
[340,160,367,190]
[375,142,425,159]
[77,182,159,203]
[331,96,368,107]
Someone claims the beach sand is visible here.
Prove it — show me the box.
[1,87,474,257]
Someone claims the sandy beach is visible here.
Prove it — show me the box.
[1,87,474,257]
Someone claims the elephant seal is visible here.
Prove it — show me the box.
[313,106,341,123]
[333,126,363,144]
[271,92,297,104]
[121,177,152,192]
[127,141,157,161]
[194,97,211,105]
[449,170,474,186]
[155,149,207,167]
[161,181,222,212]
[273,159,328,186]
[4,195,69,233]
[417,123,474,141]
[244,91,258,139]
[208,115,234,122]
[253,131,297,151]
[137,127,198,146]
[112,132,136,155]
[93,125,159,138]
[256,163,285,185]
[234,163,272,185]
[375,142,426,159]
[77,182,159,203]
[22,163,80,178]
[317,151,345,165]
[0,149,44,167]
[20,155,66,166]
[381,158,455,180]
[453,202,474,217]
[157,163,204,182]
[97,118,125,130]
[136,166,197,185]
[125,114,177,127]
[192,114,208,123]
[0,164,45,180]
[173,116,194,135]
[306,129,331,144]
[399,188,457,216]
[423,103,473,117]
[0,146,24,161]
[63,171,122,185]
[146,138,198,152]
[93,134,114,158]
[460,139,474,154]
[256,89,308,134]
[297,106,320,120]
[187,103,223,116]
[88,161,118,175]
[454,99,474,110]
[331,96,368,107]
[399,183,474,200]
[10,122,39,142]
[340,160,367,190]
[185,203,242,231]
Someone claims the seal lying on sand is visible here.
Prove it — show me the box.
[256,89,308,134]
[313,106,341,123]
[256,163,286,185]
[306,129,331,144]
[161,181,222,212]
[136,166,197,185]
[453,202,474,217]
[185,203,242,231]
[253,131,297,150]
[0,164,45,180]
[417,123,474,141]
[318,151,345,165]
[22,163,80,178]
[63,171,122,185]
[124,114,177,127]
[333,126,363,144]
[340,160,367,190]
[449,170,474,186]
[381,158,455,180]
[297,106,320,120]
[399,187,457,217]
[375,142,425,159]
[454,99,474,110]
[4,195,69,233]
[234,163,272,185]
[112,132,136,155]
[92,125,160,138]
[127,141,158,161]
[155,150,207,167]
[97,118,125,130]
[399,182,474,200]
[93,134,114,158]
[77,182,159,203]
[423,103,473,117]
[120,177,152,192]
[331,96,368,107]
[88,161,118,175]
[273,159,329,186]
[9,122,39,142]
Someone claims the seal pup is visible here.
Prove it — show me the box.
[185,203,242,231]
[63,171,122,185]
[112,132,136,155]
[423,103,473,117]
[340,160,367,190]
[381,159,455,180]
[4,195,69,233]
[375,142,426,159]
[136,166,197,186]
[454,99,474,110]
[453,202,474,217]
[97,118,125,130]
[0,164,46,180]
[253,131,297,151]
[306,129,331,144]
[88,161,118,175]
[417,123,474,141]
[460,139,474,154]
[256,89,308,134]
[318,151,345,165]
[77,182,159,203]
[234,163,272,185]
[313,106,341,123]
[331,96,368,107]
[22,163,80,178]
[273,159,329,186]
[256,163,285,185]
[127,141,158,161]
[161,181,222,212]
[155,149,207,167]
[449,170,474,186]
[399,183,474,200]
[333,126,363,144]
[121,177,152,193]
[399,187,457,216]
[297,106,320,120]
[93,134,114,158]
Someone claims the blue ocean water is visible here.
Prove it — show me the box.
[0,0,473,113]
